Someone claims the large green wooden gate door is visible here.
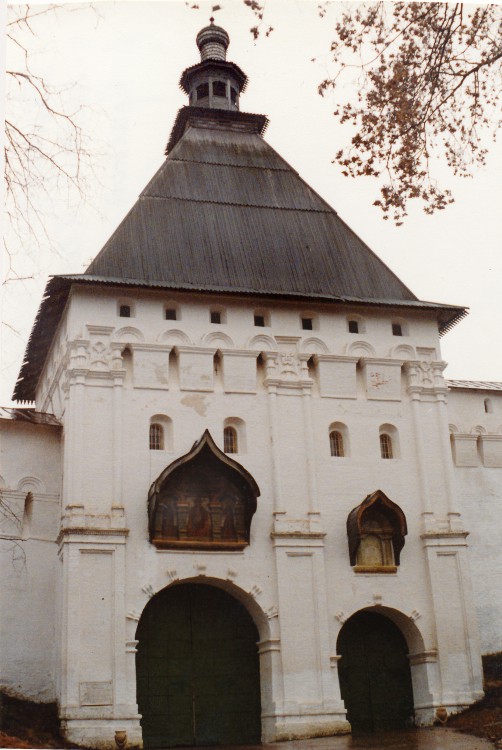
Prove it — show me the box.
[136,584,261,747]
[337,611,414,732]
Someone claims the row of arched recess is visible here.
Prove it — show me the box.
[148,416,399,460]
[112,326,418,360]
[135,582,418,747]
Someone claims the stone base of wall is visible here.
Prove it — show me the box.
[61,718,143,749]
[262,709,351,742]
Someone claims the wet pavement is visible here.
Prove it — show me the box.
[167,728,493,750]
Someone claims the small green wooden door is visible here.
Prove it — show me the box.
[136,584,261,747]
[337,611,414,732]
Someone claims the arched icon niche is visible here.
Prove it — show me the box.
[346,489,407,573]
[148,430,260,550]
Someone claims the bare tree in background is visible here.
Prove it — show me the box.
[4,3,99,282]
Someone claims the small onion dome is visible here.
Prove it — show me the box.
[196,18,230,61]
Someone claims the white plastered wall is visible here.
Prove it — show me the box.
[447,387,502,654]
[0,419,62,701]
[1,284,489,744]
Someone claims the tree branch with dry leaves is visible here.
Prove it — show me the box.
[317,2,502,223]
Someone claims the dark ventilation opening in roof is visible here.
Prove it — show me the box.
[302,317,313,331]
[213,80,226,97]
[348,320,359,334]
[196,82,209,100]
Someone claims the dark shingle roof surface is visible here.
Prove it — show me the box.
[86,116,417,302]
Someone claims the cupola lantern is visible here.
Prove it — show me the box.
[180,18,248,111]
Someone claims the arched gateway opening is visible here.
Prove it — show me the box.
[337,610,414,732]
[136,583,261,747]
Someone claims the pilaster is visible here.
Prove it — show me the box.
[270,528,349,739]
[57,506,142,748]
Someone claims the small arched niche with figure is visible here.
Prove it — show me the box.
[347,490,407,573]
[148,430,259,551]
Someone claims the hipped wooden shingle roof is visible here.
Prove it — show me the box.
[87,108,417,301]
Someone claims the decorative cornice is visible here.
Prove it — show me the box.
[57,527,129,544]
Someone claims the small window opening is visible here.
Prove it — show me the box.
[380,433,393,459]
[196,82,209,100]
[348,320,359,334]
[22,492,34,539]
[213,80,226,97]
[223,426,238,454]
[254,314,265,327]
[484,398,493,414]
[230,87,237,104]
[165,308,177,321]
[210,310,222,324]
[330,430,344,457]
[150,423,164,451]
[392,323,403,336]
[307,355,318,383]
[119,305,131,318]
[301,317,313,331]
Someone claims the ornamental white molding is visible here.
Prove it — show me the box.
[157,328,192,345]
[246,333,277,351]
[346,340,376,357]
[112,326,145,343]
[300,336,329,354]
[200,331,235,348]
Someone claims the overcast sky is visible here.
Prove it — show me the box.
[2,0,501,405]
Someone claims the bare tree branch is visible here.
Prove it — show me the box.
[4,3,101,283]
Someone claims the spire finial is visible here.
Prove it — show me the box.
[209,16,215,24]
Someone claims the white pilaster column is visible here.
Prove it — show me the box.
[264,353,283,514]
[299,354,318,514]
[112,366,124,507]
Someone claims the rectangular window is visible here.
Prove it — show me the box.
[210,311,221,324]
[348,320,359,334]
[213,80,226,97]
[165,308,177,321]
[301,317,313,331]
[392,323,403,336]
[254,314,265,327]
[196,82,209,100]
[119,305,131,318]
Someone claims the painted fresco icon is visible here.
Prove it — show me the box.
[148,430,259,550]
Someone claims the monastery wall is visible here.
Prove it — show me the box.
[0,419,61,701]
[447,387,502,654]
